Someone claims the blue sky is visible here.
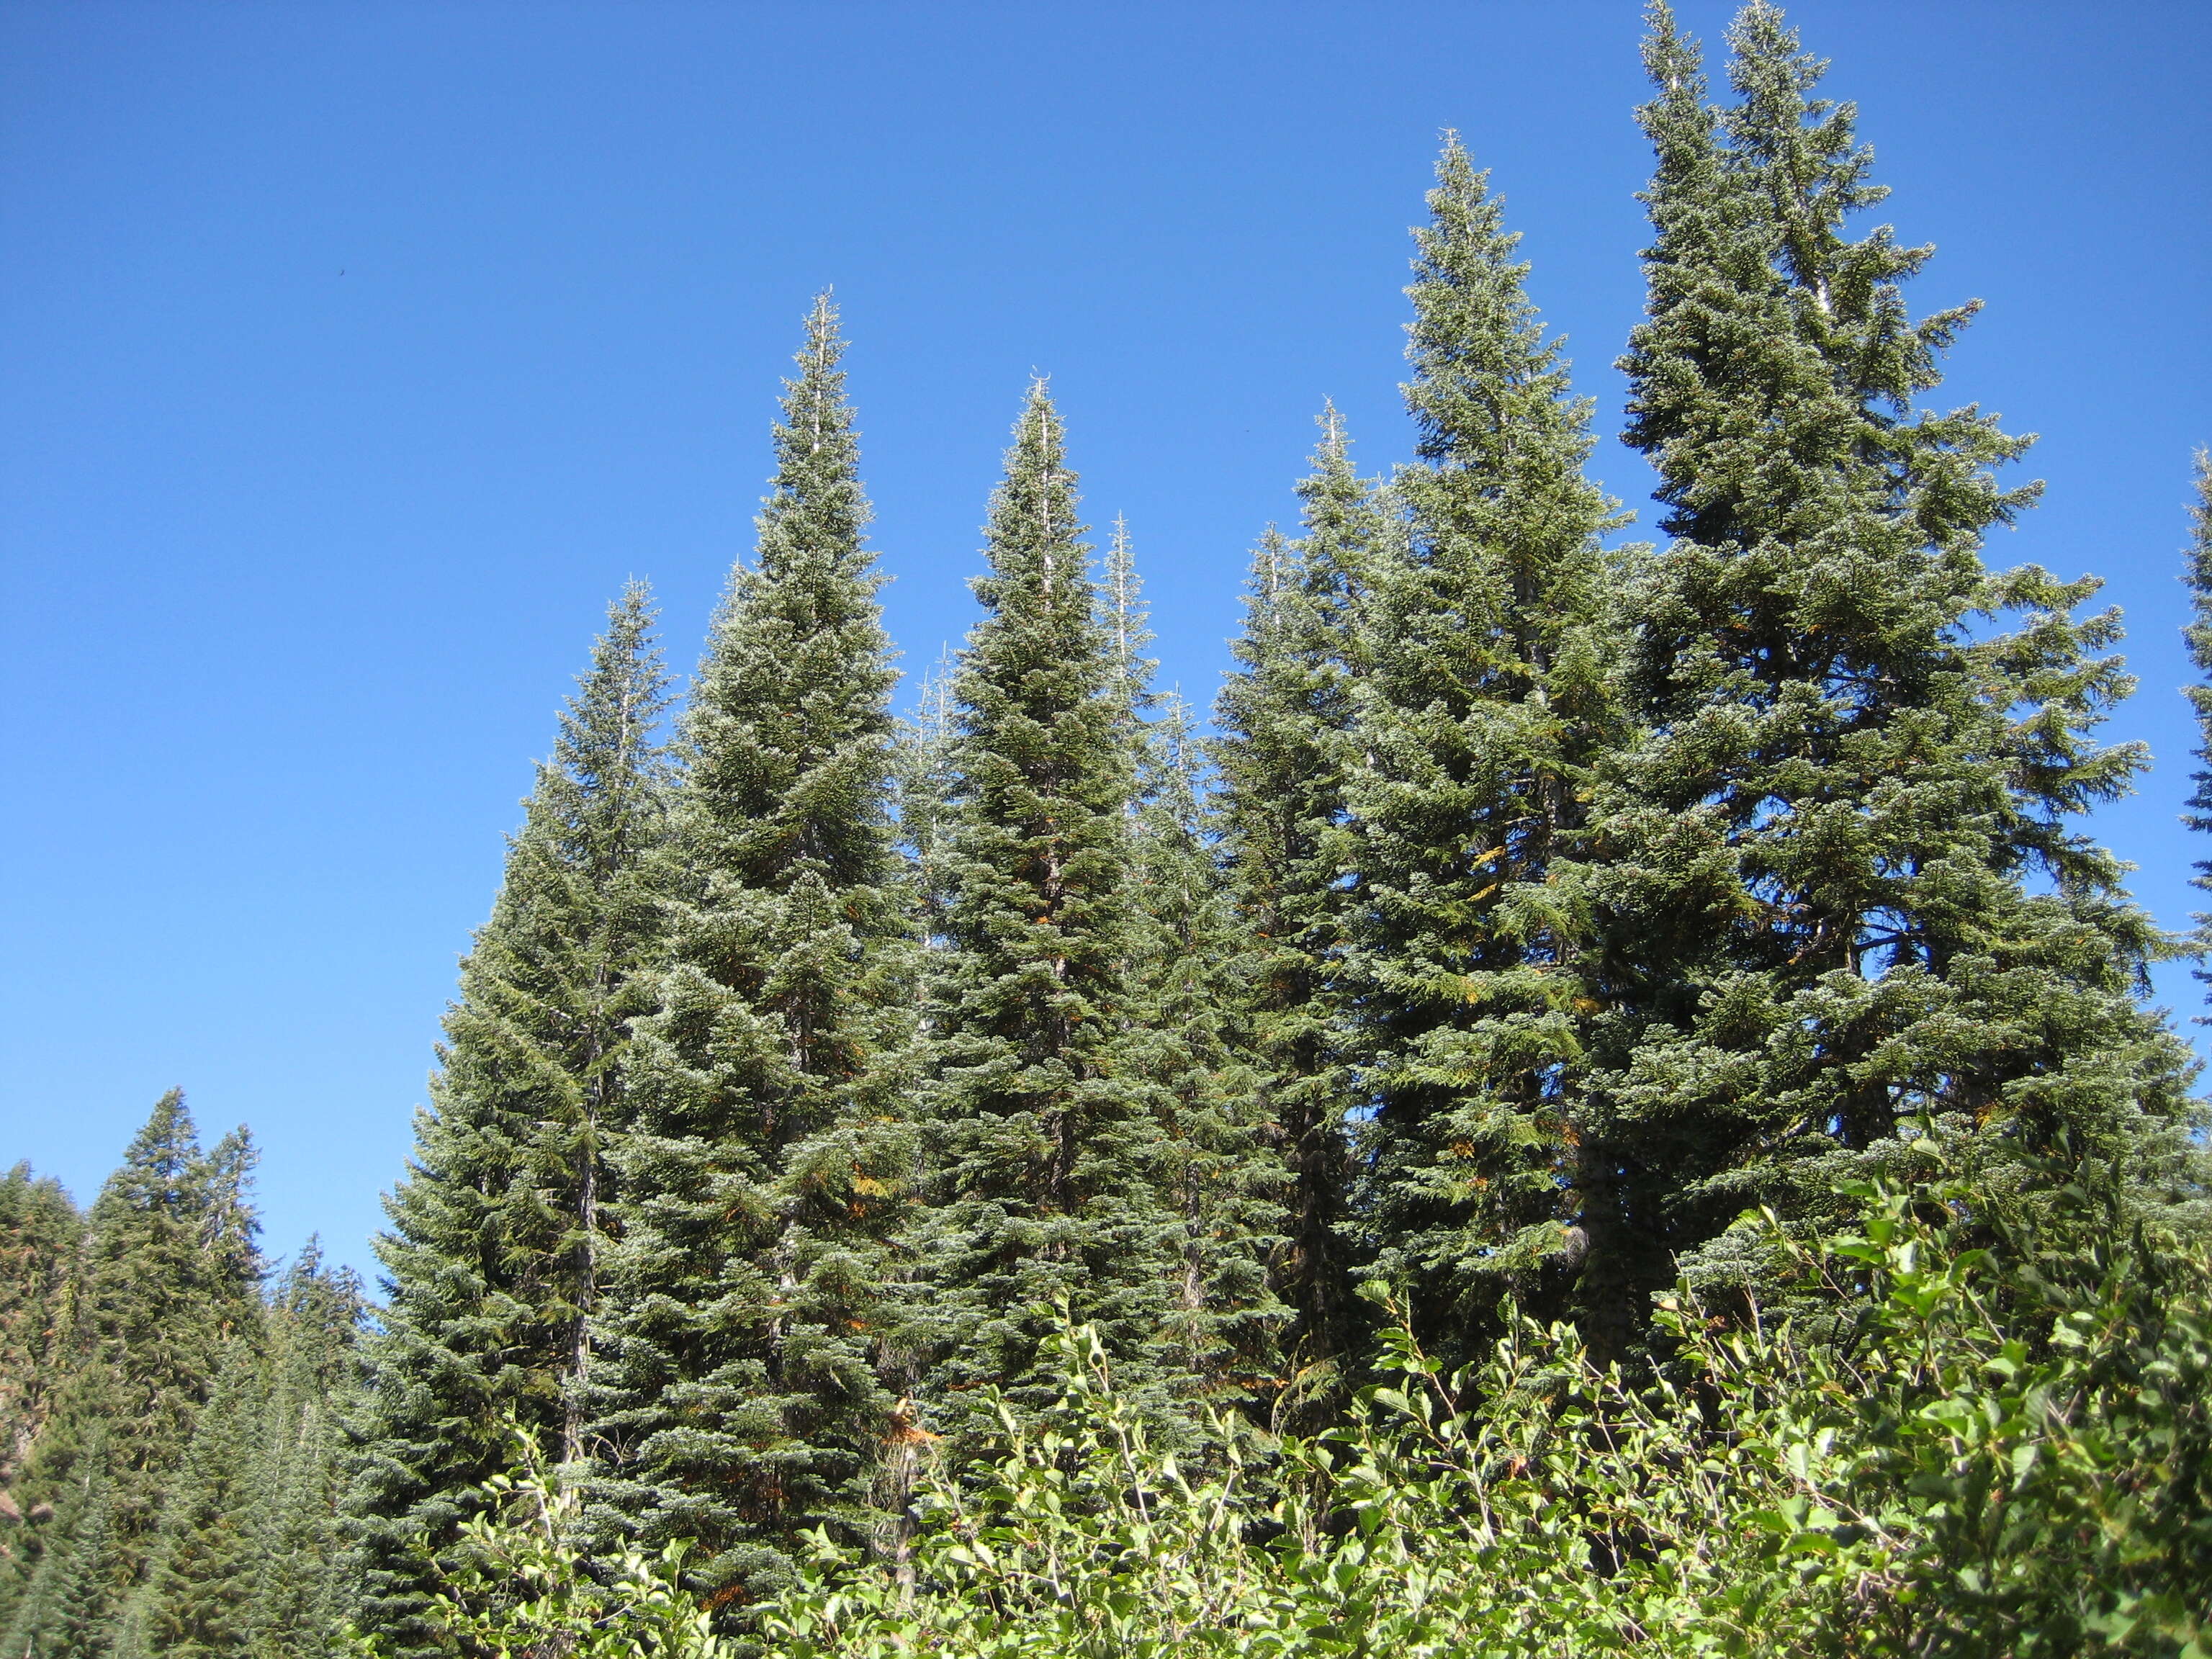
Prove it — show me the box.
[4,1,2208,1280]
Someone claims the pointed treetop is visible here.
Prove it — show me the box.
[786,288,850,446]
[1295,403,1370,533]
[917,643,957,728]
[1725,1,1840,138]
[1104,516,1147,672]
[1631,1,1724,241]
[1247,525,1289,613]
[1224,407,1375,670]
[1403,134,1599,492]
[554,581,665,770]
[201,1125,261,1264]
[974,379,1085,605]
[1640,1,1701,95]
[101,1089,204,1213]
[804,287,836,360]
[752,289,872,587]
[2187,447,2212,663]
[526,581,670,883]
[1722,0,1904,316]
[681,292,896,884]
[1102,513,1158,723]
[1316,395,1346,458]
[566,582,665,744]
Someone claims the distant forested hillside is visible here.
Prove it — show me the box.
[0,1101,363,1657]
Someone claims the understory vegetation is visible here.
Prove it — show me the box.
[417,1158,2212,1658]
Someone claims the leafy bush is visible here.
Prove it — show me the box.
[349,1441,734,1659]
[379,1159,2211,1658]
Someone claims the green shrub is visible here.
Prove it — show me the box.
[349,1440,735,1659]
[374,1157,2211,1658]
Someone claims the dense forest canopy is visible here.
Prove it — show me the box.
[3,6,2207,1655]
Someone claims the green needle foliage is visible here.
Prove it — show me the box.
[907,382,1182,1431]
[586,294,913,1608]
[1596,1,2203,1318]
[1099,513,1156,730]
[0,1094,262,1652]
[896,649,961,950]
[246,1254,367,1655]
[351,583,672,1647]
[126,1341,264,1655]
[2,1447,119,1659]
[124,1249,363,1659]
[2180,449,2212,1004]
[1126,693,1286,1401]
[1213,410,1388,1401]
[0,1167,83,1516]
[1098,521,1285,1401]
[1340,137,1629,1365]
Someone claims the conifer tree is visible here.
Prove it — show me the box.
[896,650,961,945]
[86,1100,263,1570]
[586,295,912,1602]
[1099,513,1156,729]
[1,1446,118,1659]
[1598,2,2200,1316]
[126,1248,361,1659]
[1213,413,1388,1392]
[1125,695,1286,1397]
[2180,450,2212,1003]
[244,1250,364,1655]
[122,1342,262,1657]
[0,1094,258,1650]
[0,1167,81,1519]
[1339,139,1626,1362]
[907,382,1182,1428]
[1096,511,1285,1393]
[351,585,671,1646]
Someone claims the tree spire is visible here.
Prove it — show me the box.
[1601,1,2200,1331]
[586,294,911,1610]
[351,583,672,1650]
[0,1094,264,1651]
[1344,138,1624,1362]
[1213,408,1387,1401]
[907,381,1184,1429]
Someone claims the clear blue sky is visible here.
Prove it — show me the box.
[4,1,2208,1281]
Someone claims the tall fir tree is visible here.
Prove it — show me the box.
[585,295,913,1605]
[0,1167,82,1521]
[1213,410,1387,1397]
[906,382,1183,1429]
[120,1341,263,1657]
[1097,516,1286,1396]
[1,1442,117,1659]
[0,1095,261,1650]
[1125,694,1287,1399]
[1338,138,1627,1363]
[125,1247,361,1659]
[898,652,960,870]
[1593,1,2202,1321]
[351,584,671,1647]
[243,1250,365,1656]
[2180,450,2212,1007]
[1099,513,1156,729]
